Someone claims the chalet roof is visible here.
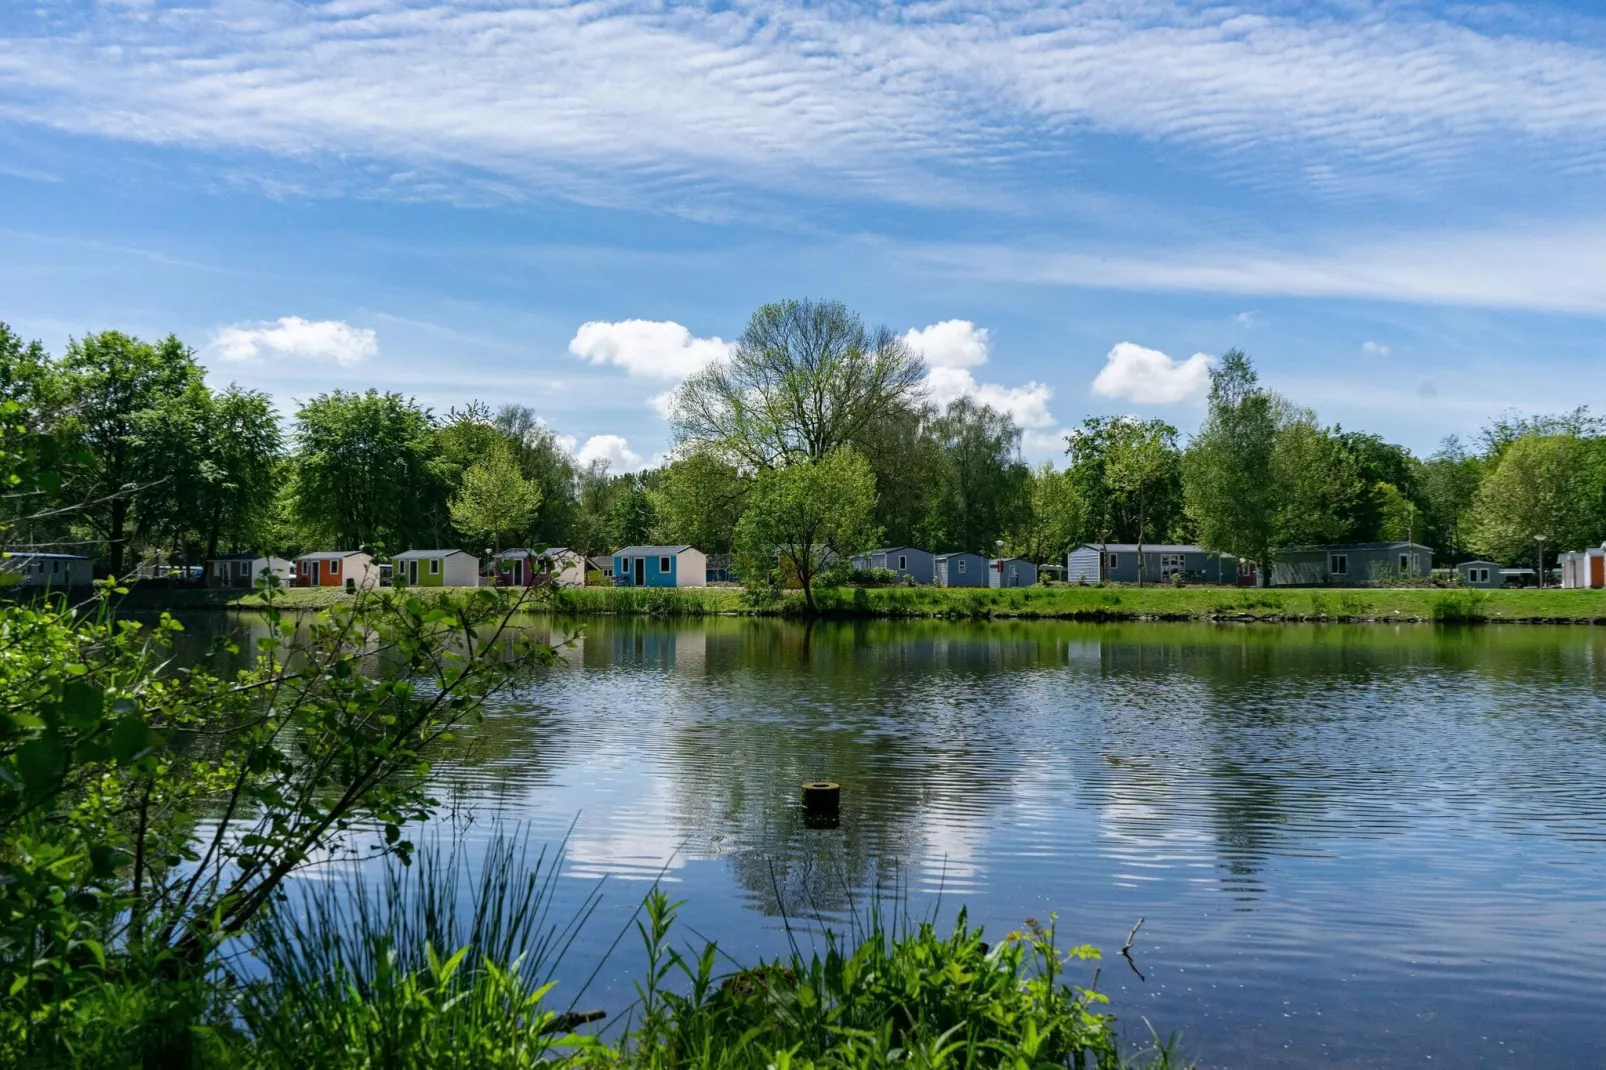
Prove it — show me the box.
[393,549,475,560]
[296,551,370,561]
[615,545,696,556]
[3,552,90,560]
[1277,541,1432,553]
[1073,543,1215,554]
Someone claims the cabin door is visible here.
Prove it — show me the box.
[311,561,321,585]
[408,560,419,585]
[634,557,645,586]
[512,560,523,586]
[1592,556,1604,588]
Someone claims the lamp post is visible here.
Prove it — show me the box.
[1534,534,1546,588]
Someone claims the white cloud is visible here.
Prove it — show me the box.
[1361,340,1391,356]
[1090,343,1212,406]
[210,316,377,366]
[905,320,1057,431]
[568,320,732,381]
[1234,311,1259,327]
[904,320,990,369]
[573,434,645,473]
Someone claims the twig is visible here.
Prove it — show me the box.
[1121,916,1146,981]
[540,1009,606,1035]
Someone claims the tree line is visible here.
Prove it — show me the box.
[4,307,1603,585]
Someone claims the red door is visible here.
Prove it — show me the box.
[1591,555,1604,589]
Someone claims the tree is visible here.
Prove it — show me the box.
[1065,416,1185,549]
[449,441,543,550]
[1103,418,1178,587]
[570,459,616,556]
[1468,434,1602,565]
[1183,350,1279,582]
[605,474,660,549]
[672,299,927,469]
[1007,462,1085,565]
[494,404,579,546]
[736,449,880,613]
[1419,436,1483,560]
[57,331,205,576]
[654,449,748,553]
[922,397,1030,553]
[290,390,441,552]
[1270,410,1366,548]
[852,400,941,549]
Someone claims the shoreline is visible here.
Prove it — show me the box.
[99,583,1606,624]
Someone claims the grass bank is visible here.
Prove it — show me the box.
[129,583,1606,624]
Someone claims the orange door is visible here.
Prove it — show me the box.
[1591,555,1604,589]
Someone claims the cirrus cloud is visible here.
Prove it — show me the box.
[210,316,377,366]
[1091,343,1212,406]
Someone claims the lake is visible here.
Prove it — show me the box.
[183,614,1606,1068]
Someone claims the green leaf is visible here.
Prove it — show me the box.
[110,717,152,764]
[17,734,65,797]
[62,681,105,732]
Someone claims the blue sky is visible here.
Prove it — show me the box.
[3,0,1606,469]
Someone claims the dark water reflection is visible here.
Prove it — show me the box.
[178,615,1606,1069]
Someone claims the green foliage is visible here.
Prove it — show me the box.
[1066,416,1185,548]
[920,397,1031,554]
[672,299,926,469]
[291,389,443,551]
[1269,410,1364,547]
[654,450,748,553]
[737,450,880,613]
[1468,433,1605,564]
[450,440,544,548]
[1183,350,1278,573]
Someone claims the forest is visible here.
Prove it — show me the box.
[3,302,1603,581]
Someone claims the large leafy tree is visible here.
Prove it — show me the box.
[922,397,1030,554]
[1102,417,1179,587]
[672,299,927,468]
[57,331,205,576]
[1468,433,1604,565]
[290,390,441,552]
[448,441,543,550]
[737,449,880,613]
[654,449,748,553]
[1183,350,1279,581]
[1418,436,1484,560]
[1270,410,1366,547]
[1007,462,1085,565]
[605,474,660,550]
[494,405,579,546]
[851,400,941,549]
[1065,416,1186,548]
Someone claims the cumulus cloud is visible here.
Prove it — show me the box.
[1361,340,1391,355]
[568,320,732,380]
[211,316,377,366]
[1234,311,1259,326]
[573,434,646,472]
[904,320,1057,431]
[1090,343,1212,405]
[904,319,990,369]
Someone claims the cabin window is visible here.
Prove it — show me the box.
[430,558,440,575]
[957,559,966,574]
[660,556,671,573]
[898,555,907,570]
[1478,568,1490,582]
[330,559,341,574]
[1107,553,1118,569]
[51,560,60,574]
[1329,554,1348,575]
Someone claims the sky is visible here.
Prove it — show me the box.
[3,0,1606,471]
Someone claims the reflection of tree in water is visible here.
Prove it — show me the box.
[644,617,1061,919]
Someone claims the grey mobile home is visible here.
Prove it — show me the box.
[850,546,934,584]
[1456,560,1501,589]
[988,557,1038,588]
[1270,542,1433,586]
[933,551,988,587]
[1066,544,1233,584]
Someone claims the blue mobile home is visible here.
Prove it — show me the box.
[850,546,935,584]
[1066,544,1234,584]
[1270,542,1432,586]
[988,557,1038,588]
[613,545,708,588]
[933,551,988,588]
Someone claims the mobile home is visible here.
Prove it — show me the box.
[933,551,988,588]
[294,551,379,589]
[850,547,935,584]
[393,549,480,587]
[613,546,707,588]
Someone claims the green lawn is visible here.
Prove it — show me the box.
[121,581,1606,623]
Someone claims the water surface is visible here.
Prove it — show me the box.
[188,615,1606,1069]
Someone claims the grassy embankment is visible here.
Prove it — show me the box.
[124,582,1606,622]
